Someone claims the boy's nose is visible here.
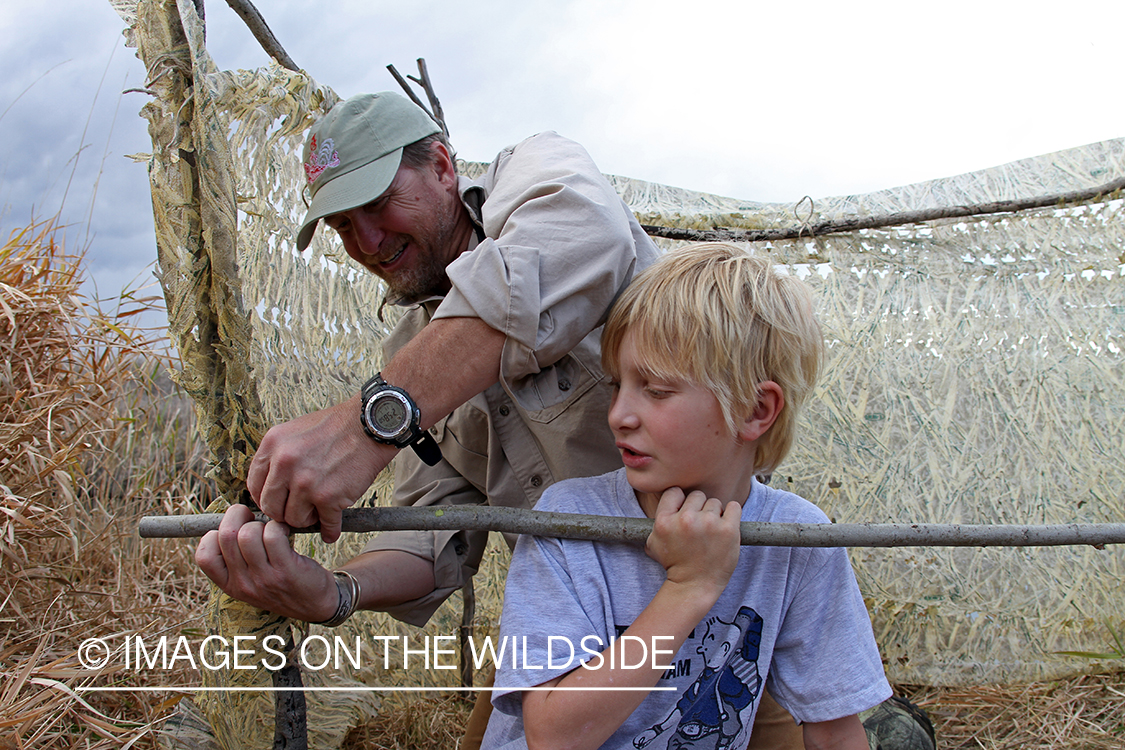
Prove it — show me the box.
[608,392,640,431]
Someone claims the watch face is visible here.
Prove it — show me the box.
[372,396,408,434]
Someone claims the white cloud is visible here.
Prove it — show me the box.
[2,0,1122,308]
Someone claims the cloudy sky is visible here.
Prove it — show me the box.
[2,0,1122,317]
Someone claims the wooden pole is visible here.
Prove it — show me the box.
[643,176,1125,244]
[140,506,1125,548]
[223,0,299,71]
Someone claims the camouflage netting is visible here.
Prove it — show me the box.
[112,0,1123,746]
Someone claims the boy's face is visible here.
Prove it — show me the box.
[608,332,756,506]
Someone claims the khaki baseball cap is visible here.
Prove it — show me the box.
[296,92,441,250]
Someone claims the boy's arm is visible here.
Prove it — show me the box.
[802,714,869,750]
[521,488,741,750]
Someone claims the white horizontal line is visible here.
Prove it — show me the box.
[76,686,677,693]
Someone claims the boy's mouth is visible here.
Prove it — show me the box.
[617,443,651,468]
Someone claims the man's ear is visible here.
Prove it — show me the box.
[430,141,457,188]
[738,381,784,443]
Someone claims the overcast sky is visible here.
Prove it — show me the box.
[2,0,1123,317]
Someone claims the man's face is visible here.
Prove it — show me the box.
[323,154,464,299]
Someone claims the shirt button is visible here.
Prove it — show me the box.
[530,475,543,487]
[558,378,571,391]
[498,405,510,417]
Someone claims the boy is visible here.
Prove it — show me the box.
[481,243,891,750]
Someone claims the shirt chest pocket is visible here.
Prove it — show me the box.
[429,394,491,459]
[512,350,600,424]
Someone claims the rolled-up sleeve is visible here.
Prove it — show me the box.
[433,132,647,382]
[360,450,489,627]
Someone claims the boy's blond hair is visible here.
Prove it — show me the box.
[601,243,823,474]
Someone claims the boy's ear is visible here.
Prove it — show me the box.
[739,381,784,443]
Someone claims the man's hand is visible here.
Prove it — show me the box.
[195,504,339,621]
[246,395,397,542]
[243,317,504,543]
[644,487,741,601]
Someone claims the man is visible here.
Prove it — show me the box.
[195,91,805,749]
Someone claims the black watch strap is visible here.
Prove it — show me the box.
[360,373,443,466]
[409,429,442,466]
[360,373,388,405]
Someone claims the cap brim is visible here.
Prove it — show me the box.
[295,148,404,250]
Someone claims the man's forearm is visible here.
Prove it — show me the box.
[378,316,505,431]
[339,549,437,613]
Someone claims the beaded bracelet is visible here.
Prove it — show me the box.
[312,570,362,627]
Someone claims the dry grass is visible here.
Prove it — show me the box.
[341,693,473,750]
[1,218,1121,749]
[901,670,1125,749]
[0,220,214,749]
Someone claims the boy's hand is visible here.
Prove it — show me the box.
[644,487,741,600]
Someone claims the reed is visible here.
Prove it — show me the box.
[0,219,213,749]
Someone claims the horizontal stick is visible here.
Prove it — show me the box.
[642,175,1125,244]
[138,506,1125,548]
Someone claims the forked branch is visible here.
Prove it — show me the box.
[387,58,451,143]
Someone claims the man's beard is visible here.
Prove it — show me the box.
[378,200,460,300]
[383,249,449,300]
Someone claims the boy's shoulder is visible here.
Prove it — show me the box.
[536,472,831,527]
[536,469,637,517]
[742,481,831,526]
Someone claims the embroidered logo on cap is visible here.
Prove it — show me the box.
[304,135,341,184]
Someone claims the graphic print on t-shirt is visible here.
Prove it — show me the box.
[632,606,763,749]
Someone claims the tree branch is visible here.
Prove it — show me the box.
[643,176,1125,243]
[223,0,299,71]
[139,507,1125,548]
[387,58,451,143]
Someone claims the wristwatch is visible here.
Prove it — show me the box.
[359,373,442,466]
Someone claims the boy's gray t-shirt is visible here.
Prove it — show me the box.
[482,469,891,749]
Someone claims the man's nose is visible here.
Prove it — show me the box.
[350,213,385,255]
